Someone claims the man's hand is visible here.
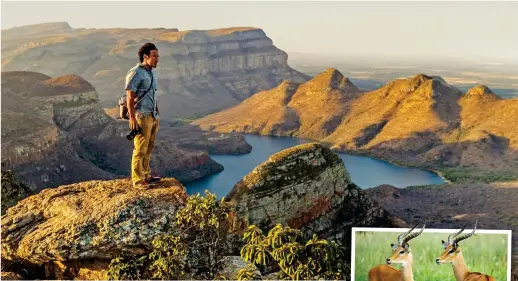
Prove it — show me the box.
[129,116,139,130]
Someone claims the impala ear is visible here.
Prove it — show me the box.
[442,240,447,248]
[404,243,410,250]
[391,243,397,251]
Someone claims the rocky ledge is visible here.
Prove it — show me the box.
[1,178,187,278]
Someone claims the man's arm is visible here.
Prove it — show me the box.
[127,90,138,130]
[125,69,140,130]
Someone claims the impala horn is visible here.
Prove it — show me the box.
[402,220,426,246]
[397,220,422,246]
[453,220,477,245]
[447,220,471,244]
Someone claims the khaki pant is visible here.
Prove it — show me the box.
[131,115,159,185]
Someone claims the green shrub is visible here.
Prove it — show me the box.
[239,224,350,280]
[107,255,147,280]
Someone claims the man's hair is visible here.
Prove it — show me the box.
[138,43,158,63]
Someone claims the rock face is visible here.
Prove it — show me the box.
[227,143,398,246]
[1,22,310,118]
[195,70,518,183]
[1,71,118,189]
[1,71,250,190]
[1,170,34,215]
[1,178,187,266]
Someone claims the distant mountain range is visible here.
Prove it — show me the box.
[193,69,518,183]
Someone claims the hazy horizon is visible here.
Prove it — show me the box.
[2,1,518,63]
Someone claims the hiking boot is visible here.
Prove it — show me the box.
[146,176,161,183]
[134,181,156,189]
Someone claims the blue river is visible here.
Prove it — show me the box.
[185,134,444,198]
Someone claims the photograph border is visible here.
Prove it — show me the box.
[351,227,512,281]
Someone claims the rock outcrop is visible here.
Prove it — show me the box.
[1,22,310,118]
[1,178,187,278]
[195,70,518,183]
[1,71,250,190]
[226,143,399,248]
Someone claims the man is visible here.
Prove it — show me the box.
[125,42,161,188]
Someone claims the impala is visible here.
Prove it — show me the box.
[436,220,495,281]
[368,220,426,281]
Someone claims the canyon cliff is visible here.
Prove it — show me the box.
[1,71,251,190]
[1,22,310,118]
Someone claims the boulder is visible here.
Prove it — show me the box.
[227,143,399,247]
[1,178,187,265]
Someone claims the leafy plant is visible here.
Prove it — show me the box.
[107,255,147,280]
[240,224,350,280]
[175,190,233,279]
[148,234,187,279]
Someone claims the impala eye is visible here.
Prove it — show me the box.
[399,250,405,254]
[448,249,455,254]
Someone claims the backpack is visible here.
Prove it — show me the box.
[118,69,154,120]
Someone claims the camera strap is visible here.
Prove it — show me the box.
[135,68,154,105]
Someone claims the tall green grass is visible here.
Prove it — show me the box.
[354,231,508,281]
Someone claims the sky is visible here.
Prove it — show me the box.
[2,1,518,62]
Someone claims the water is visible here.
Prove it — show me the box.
[185,134,445,198]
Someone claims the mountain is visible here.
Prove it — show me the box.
[193,69,518,183]
[1,22,310,119]
[194,68,362,139]
[1,71,251,190]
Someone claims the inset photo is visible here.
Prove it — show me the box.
[351,221,511,281]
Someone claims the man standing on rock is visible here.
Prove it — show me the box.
[125,43,161,188]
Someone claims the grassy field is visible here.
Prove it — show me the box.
[353,231,509,281]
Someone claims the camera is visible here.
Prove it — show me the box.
[126,127,142,141]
